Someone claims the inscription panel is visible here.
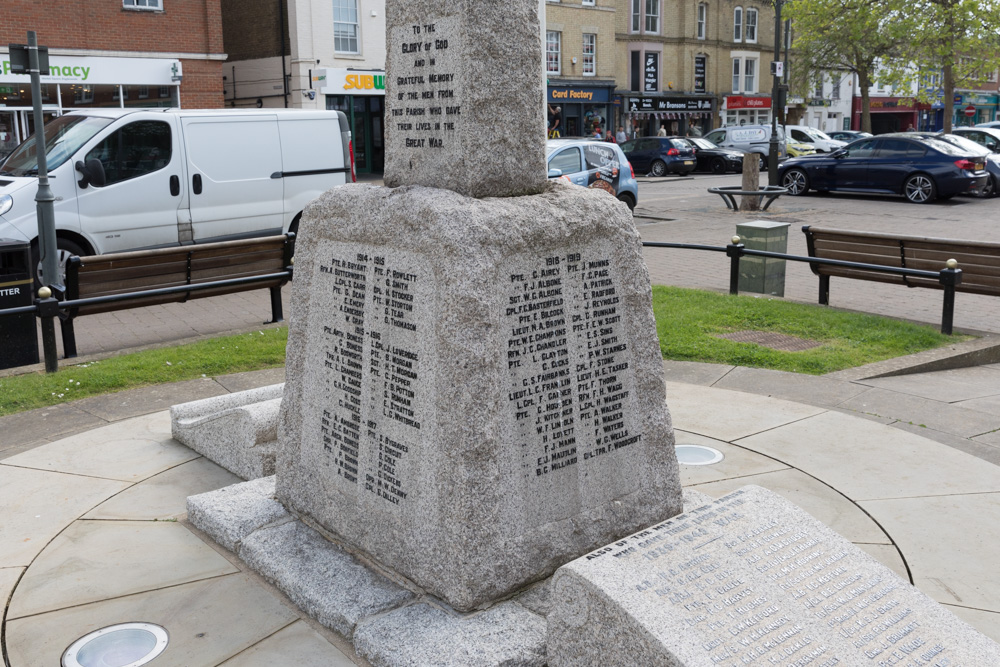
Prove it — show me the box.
[389,16,464,154]
[301,244,435,511]
[573,487,979,666]
[501,246,641,524]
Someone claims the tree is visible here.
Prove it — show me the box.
[785,0,911,133]
[897,0,1000,132]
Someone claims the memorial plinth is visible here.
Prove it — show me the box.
[383,0,547,198]
[277,181,682,611]
[548,486,1000,666]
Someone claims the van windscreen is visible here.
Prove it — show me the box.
[1,115,114,177]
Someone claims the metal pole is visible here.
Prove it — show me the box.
[27,31,61,372]
[768,0,782,185]
[726,239,745,294]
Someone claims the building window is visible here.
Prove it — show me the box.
[734,7,742,41]
[123,0,162,9]
[582,34,596,76]
[732,59,741,93]
[645,0,660,33]
[631,0,641,31]
[814,76,824,98]
[333,0,360,54]
[697,3,707,40]
[745,8,758,42]
[831,79,840,99]
[546,31,561,75]
[744,59,756,92]
[582,0,595,5]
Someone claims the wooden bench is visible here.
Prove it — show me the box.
[60,234,294,358]
[802,225,1000,332]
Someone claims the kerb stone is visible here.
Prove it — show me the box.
[383,0,547,198]
[547,485,1000,666]
[278,180,682,612]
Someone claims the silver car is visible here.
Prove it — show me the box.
[546,139,639,211]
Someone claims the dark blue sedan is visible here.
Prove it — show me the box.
[778,134,989,203]
[620,137,697,177]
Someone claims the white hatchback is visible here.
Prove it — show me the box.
[782,125,847,153]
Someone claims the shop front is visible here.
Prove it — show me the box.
[619,95,715,138]
[723,95,772,127]
[952,93,999,128]
[0,52,181,154]
[852,97,919,134]
[547,84,615,137]
[317,68,385,175]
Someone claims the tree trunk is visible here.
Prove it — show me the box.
[943,62,955,133]
[740,156,761,211]
[858,67,872,134]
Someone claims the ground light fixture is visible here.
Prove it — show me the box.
[674,444,724,465]
[61,623,168,667]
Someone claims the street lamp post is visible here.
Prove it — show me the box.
[768,0,784,185]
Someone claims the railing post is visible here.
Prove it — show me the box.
[938,260,962,335]
[35,287,61,372]
[726,237,744,295]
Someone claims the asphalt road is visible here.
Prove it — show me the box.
[635,171,1000,334]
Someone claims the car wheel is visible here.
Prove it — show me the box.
[710,157,727,175]
[650,160,667,177]
[616,191,636,211]
[904,174,936,203]
[782,168,810,196]
[31,237,87,291]
[984,175,998,198]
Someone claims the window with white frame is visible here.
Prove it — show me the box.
[732,59,741,93]
[333,0,360,54]
[582,34,596,75]
[745,8,757,42]
[645,0,660,33]
[546,31,562,75]
[744,59,756,92]
[631,0,641,31]
[831,78,840,99]
[123,0,162,8]
[582,0,595,5]
[697,3,707,39]
[815,76,824,98]
[734,7,743,41]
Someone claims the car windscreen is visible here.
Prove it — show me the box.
[689,138,717,149]
[805,128,833,141]
[1,114,114,177]
[923,136,983,157]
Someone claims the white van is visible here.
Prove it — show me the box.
[782,125,846,153]
[0,108,354,281]
[704,124,787,164]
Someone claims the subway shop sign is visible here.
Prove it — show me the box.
[317,68,386,96]
[0,52,179,85]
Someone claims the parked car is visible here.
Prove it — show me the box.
[619,136,697,177]
[679,137,745,174]
[950,126,1000,154]
[975,121,1000,129]
[782,125,847,153]
[777,134,989,203]
[786,141,817,158]
[546,138,638,210]
[703,125,786,167]
[911,131,1000,198]
[0,108,353,284]
[827,130,873,142]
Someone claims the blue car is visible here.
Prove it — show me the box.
[546,139,639,210]
[619,137,697,177]
[778,134,989,203]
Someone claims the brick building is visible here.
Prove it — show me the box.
[0,0,224,146]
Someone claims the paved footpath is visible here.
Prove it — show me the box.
[2,360,999,664]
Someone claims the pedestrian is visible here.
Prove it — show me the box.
[906,124,916,132]
[657,125,667,137]
[616,126,627,144]
[593,126,603,140]
[606,129,616,144]
[548,104,562,138]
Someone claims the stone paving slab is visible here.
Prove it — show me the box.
[856,365,1000,403]
[0,404,106,459]
[1,566,23,609]
[734,410,1000,500]
[673,430,789,485]
[0,465,130,566]
[660,359,734,386]
[8,519,239,619]
[711,365,870,407]
[4,574,300,667]
[838,387,1000,439]
[859,493,1000,613]
[71,377,231,421]
[890,420,1000,468]
[84,457,241,521]
[217,621,356,666]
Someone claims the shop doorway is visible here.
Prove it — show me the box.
[327,95,385,175]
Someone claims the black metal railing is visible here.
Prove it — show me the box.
[642,240,963,335]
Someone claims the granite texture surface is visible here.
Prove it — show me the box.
[186,476,288,552]
[354,602,546,667]
[278,181,682,611]
[383,0,547,197]
[239,520,415,639]
[171,384,284,479]
[547,485,1000,666]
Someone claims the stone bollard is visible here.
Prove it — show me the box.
[739,154,761,211]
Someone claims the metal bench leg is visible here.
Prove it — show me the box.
[818,275,830,306]
[61,317,78,358]
[267,286,284,324]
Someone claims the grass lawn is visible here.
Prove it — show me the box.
[0,287,964,417]
[652,285,964,375]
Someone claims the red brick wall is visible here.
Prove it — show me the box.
[1,0,225,108]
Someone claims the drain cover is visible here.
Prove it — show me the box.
[675,444,724,465]
[714,330,822,352]
[62,623,168,667]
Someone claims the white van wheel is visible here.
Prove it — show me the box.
[32,238,86,291]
